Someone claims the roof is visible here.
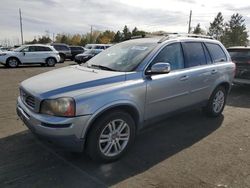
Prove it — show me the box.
[21,44,52,47]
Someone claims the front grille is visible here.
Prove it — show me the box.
[20,89,36,109]
[25,96,35,108]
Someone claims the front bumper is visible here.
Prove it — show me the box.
[16,97,91,152]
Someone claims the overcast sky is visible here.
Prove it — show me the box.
[0,0,250,44]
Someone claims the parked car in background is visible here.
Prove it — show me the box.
[227,46,250,85]
[74,49,101,64]
[69,46,85,60]
[17,35,235,162]
[0,47,11,51]
[84,44,112,52]
[50,43,71,63]
[0,44,60,68]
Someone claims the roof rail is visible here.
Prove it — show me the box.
[157,33,214,43]
[183,34,214,39]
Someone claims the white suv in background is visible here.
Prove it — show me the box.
[0,44,60,68]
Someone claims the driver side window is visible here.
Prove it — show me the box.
[151,43,184,70]
[21,47,29,52]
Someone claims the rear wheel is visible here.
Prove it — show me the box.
[46,57,56,67]
[86,110,136,162]
[7,57,19,68]
[203,86,227,117]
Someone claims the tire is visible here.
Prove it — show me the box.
[7,57,19,68]
[46,57,56,67]
[86,110,136,162]
[59,54,65,63]
[203,86,227,117]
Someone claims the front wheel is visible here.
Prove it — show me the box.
[203,86,227,117]
[86,111,136,162]
[7,57,19,68]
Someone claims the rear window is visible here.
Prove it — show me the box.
[228,49,250,60]
[205,43,227,63]
[182,42,207,67]
[36,46,52,51]
[52,45,69,51]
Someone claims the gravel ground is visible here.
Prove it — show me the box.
[0,61,249,188]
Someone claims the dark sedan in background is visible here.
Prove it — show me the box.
[74,49,101,64]
[70,46,85,60]
[227,46,250,85]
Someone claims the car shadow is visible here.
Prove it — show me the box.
[0,110,223,187]
[227,85,250,109]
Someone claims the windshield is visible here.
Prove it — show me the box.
[85,45,93,49]
[84,49,96,55]
[85,41,157,72]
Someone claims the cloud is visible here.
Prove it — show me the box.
[0,0,249,43]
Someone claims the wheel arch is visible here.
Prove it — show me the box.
[82,103,141,143]
[6,56,21,64]
[215,81,231,94]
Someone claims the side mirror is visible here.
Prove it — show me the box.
[147,62,171,74]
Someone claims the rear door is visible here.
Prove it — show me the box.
[181,42,214,103]
[36,46,53,62]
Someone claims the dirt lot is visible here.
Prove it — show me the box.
[0,61,250,188]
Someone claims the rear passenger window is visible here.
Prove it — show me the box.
[151,43,184,70]
[205,43,227,63]
[182,42,206,67]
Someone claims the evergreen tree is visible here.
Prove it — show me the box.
[208,12,224,40]
[113,31,122,43]
[193,23,203,34]
[122,25,131,40]
[221,13,249,47]
[132,27,139,36]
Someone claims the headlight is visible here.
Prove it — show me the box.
[40,97,75,117]
[0,53,7,56]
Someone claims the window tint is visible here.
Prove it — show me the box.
[151,43,184,70]
[21,47,29,52]
[36,46,52,51]
[29,46,36,52]
[228,49,250,61]
[202,43,212,64]
[52,45,69,51]
[52,45,60,50]
[182,42,206,67]
[205,43,227,63]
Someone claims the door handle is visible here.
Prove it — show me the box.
[211,69,217,74]
[180,75,189,81]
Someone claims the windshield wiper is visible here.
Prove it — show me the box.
[90,64,117,71]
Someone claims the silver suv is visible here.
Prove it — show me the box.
[17,35,235,162]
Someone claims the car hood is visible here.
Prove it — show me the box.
[21,65,126,98]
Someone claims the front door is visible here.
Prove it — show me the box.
[145,42,191,120]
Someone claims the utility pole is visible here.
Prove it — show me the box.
[19,8,24,44]
[53,33,55,42]
[90,25,93,43]
[188,10,192,34]
[19,8,24,45]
